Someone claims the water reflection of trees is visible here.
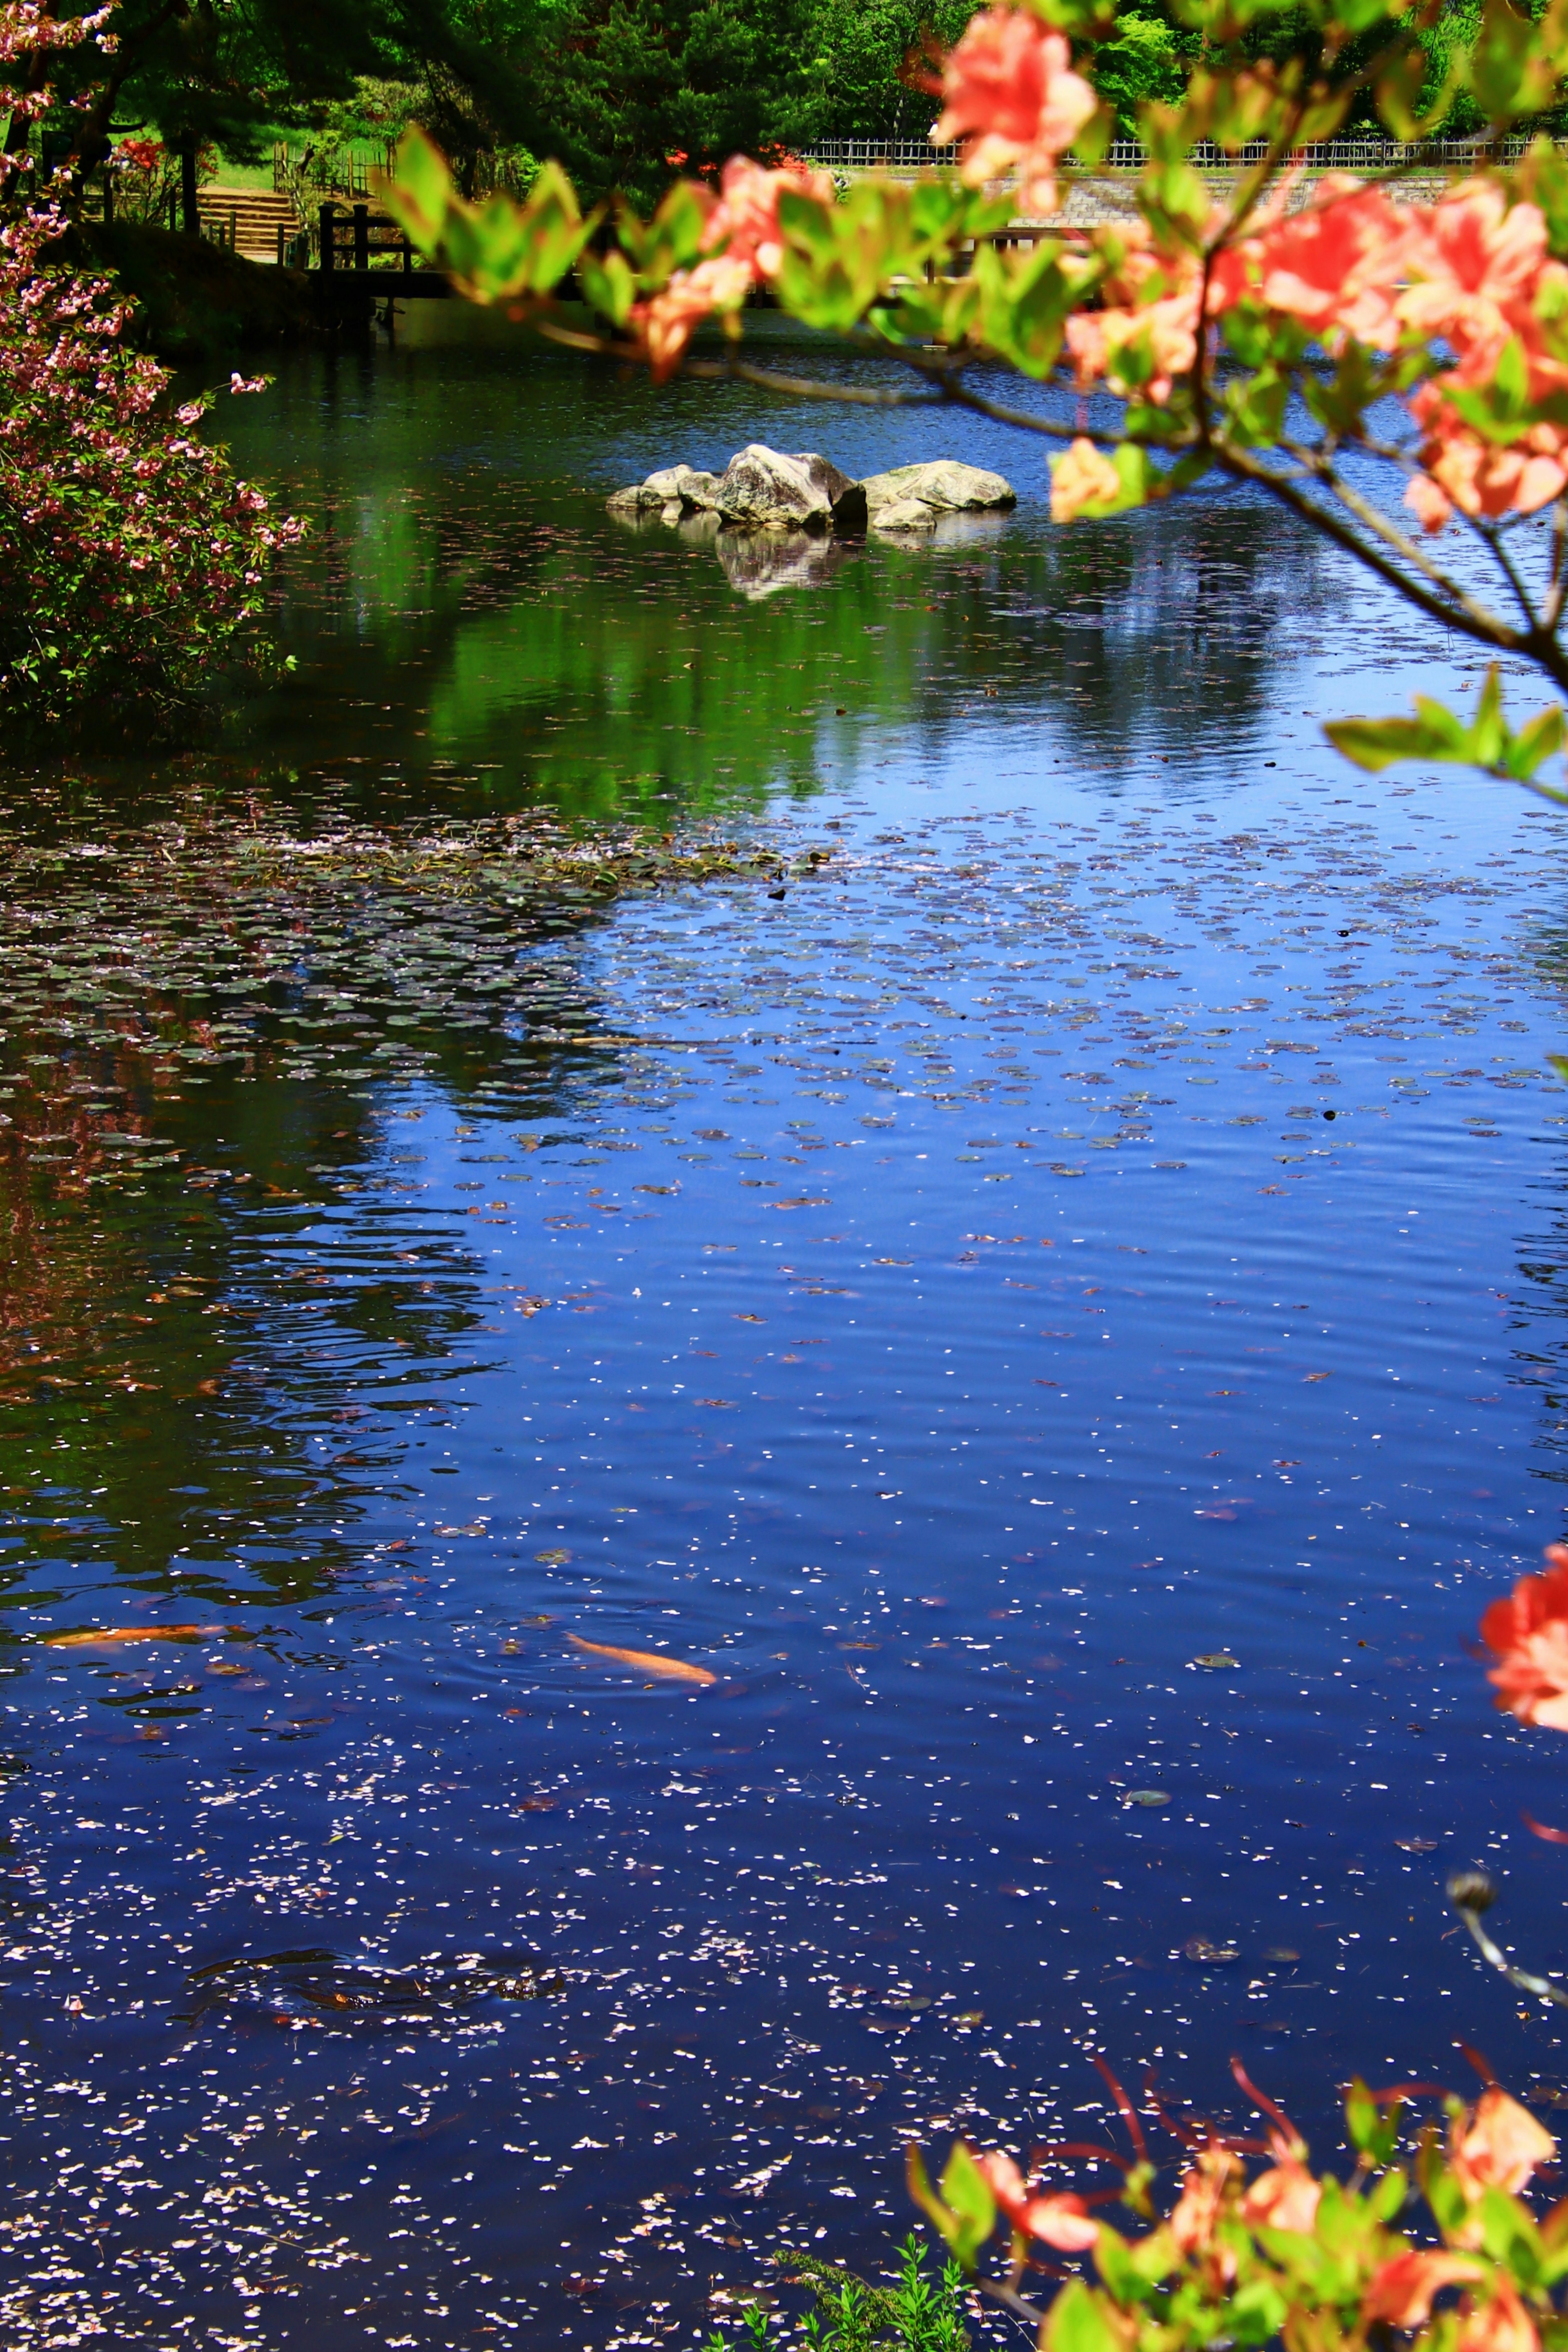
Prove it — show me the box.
[255,477,1328,822]
[0,788,645,1617]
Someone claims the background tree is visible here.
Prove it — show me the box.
[525,0,818,205]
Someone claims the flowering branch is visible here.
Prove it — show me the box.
[376,0,1568,790]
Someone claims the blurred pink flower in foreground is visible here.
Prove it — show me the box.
[1480,1546,1568,1730]
[971,2150,1099,2250]
[930,5,1096,215]
[631,155,834,381]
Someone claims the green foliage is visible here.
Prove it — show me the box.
[803,0,976,140]
[382,127,597,299]
[891,2080,1568,2352]
[1326,665,1568,790]
[526,0,820,207]
[703,2236,969,2352]
[1093,9,1191,129]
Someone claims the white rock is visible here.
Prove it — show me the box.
[870,497,938,533]
[645,463,722,508]
[715,444,836,531]
[788,453,868,531]
[861,460,1015,518]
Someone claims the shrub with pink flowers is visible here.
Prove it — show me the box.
[0,4,303,734]
[0,203,305,731]
[383,0,1568,794]
[897,2063,1568,2352]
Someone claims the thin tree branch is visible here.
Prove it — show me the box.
[1278,432,1521,639]
[683,355,947,408]
[1542,499,1568,631]
[974,2273,1050,2330]
[1216,441,1541,662]
[928,373,1122,444]
[1469,515,1544,637]
[532,317,951,408]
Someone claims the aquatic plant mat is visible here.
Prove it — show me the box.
[0,811,804,1189]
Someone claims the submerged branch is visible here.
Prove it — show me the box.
[1449,1871,1568,2009]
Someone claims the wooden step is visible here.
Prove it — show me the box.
[197,187,302,257]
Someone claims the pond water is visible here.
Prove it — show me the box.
[5,323,1568,2351]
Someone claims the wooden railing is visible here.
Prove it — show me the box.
[803,132,1567,174]
[317,203,418,274]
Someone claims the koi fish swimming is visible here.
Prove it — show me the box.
[567,1634,717,1685]
[44,1624,233,1648]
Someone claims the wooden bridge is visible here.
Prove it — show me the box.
[314,202,454,306]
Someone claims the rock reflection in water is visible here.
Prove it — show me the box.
[715,526,855,599]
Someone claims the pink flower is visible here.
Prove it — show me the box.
[626,154,832,380]
[1218,176,1417,350]
[701,154,833,281]
[630,253,753,382]
[1167,2146,1240,2265]
[1414,403,1568,524]
[1240,2158,1320,2235]
[971,2151,1099,2250]
[1457,2283,1541,2352]
[1050,435,1120,521]
[1481,1549,1568,1729]
[1363,2251,1486,2328]
[228,372,267,395]
[1405,470,1453,534]
[931,6,1096,215]
[1450,2089,1556,2201]
[1065,288,1198,405]
[1398,184,1549,360]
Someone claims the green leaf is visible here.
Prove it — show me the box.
[1470,0,1568,122]
[383,125,454,246]
[1047,2278,1126,2352]
[1369,2167,1410,2220]
[938,2143,998,2265]
[1345,2078,1381,2156]
[906,2144,963,2253]
[1512,136,1568,259]
[383,140,599,305]
[577,250,637,329]
[1326,667,1566,791]
[1479,2185,1543,2285]
[617,180,712,281]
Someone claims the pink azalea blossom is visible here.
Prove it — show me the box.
[701,154,834,280]
[629,155,832,380]
[1050,435,1120,521]
[1450,2089,1557,2201]
[1363,2251,1486,2328]
[1480,1548,1568,1729]
[1240,2158,1321,2235]
[970,2151,1099,2250]
[930,5,1096,215]
[1167,2146,1240,2270]
[1457,2283,1542,2352]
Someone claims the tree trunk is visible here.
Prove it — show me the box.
[180,134,198,236]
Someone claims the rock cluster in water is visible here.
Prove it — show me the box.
[607,443,1015,538]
